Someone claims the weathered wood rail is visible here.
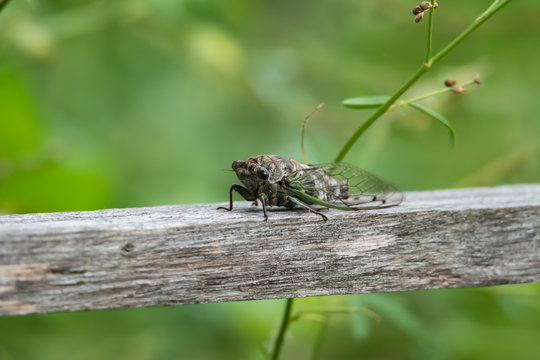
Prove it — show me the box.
[1,184,539,316]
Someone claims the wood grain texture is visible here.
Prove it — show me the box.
[1,184,539,316]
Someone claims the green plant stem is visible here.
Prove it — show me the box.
[271,298,295,360]
[430,0,511,66]
[399,87,448,107]
[426,2,435,62]
[311,316,328,360]
[0,0,13,15]
[397,79,478,107]
[334,64,427,162]
[334,0,512,163]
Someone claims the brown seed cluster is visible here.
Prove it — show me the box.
[444,75,481,93]
[412,1,438,23]
[444,79,464,93]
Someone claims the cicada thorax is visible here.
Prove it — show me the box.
[232,154,307,208]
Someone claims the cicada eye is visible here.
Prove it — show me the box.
[256,166,270,180]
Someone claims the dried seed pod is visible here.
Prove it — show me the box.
[414,12,425,23]
[420,1,432,10]
[451,86,464,93]
[433,1,438,8]
[474,75,482,85]
[412,5,423,15]
[444,79,456,87]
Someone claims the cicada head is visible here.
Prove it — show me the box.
[231,158,271,192]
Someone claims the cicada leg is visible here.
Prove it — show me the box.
[217,184,257,212]
[288,196,328,221]
[259,194,269,221]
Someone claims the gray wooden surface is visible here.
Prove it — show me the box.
[1,184,539,316]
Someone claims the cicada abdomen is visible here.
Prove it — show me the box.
[286,162,403,211]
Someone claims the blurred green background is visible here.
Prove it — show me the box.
[1,0,539,359]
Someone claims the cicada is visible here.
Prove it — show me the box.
[218,154,403,221]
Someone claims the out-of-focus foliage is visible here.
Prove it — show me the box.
[0,0,539,359]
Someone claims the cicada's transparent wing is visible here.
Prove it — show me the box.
[285,163,403,210]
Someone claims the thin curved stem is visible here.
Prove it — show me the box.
[426,1,435,63]
[271,298,295,360]
[302,103,324,164]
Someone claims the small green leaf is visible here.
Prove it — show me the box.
[408,102,456,146]
[342,96,391,109]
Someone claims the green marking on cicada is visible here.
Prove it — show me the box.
[284,186,351,212]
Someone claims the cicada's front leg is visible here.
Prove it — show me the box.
[217,184,257,212]
[280,176,328,220]
[288,196,328,221]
